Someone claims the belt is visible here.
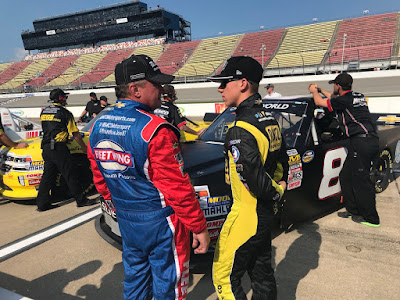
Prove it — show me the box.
[351,133,377,138]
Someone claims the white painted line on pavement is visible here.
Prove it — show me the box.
[0,208,102,261]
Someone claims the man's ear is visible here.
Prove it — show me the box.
[130,82,141,98]
[239,78,250,93]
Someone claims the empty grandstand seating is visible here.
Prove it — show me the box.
[1,11,400,92]
[329,13,398,63]
[133,44,163,60]
[174,35,242,77]
[46,52,107,87]
[100,45,164,84]
[25,56,80,87]
[0,62,12,74]
[71,49,134,86]
[267,21,338,68]
[0,58,57,90]
[0,61,31,87]
[231,29,285,66]
[156,40,201,74]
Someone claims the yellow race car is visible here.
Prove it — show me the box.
[0,107,211,200]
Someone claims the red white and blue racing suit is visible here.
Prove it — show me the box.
[87,100,207,300]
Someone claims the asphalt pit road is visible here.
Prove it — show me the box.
[346,245,362,253]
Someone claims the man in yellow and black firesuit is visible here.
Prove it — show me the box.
[36,88,97,211]
[209,56,288,299]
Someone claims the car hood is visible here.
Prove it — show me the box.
[181,140,224,178]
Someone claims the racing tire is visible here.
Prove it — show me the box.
[373,149,392,193]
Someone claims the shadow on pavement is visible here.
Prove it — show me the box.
[77,262,124,300]
[275,222,321,300]
[0,260,102,300]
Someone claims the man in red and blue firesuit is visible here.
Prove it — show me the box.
[87,54,210,300]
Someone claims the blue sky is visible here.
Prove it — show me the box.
[1,0,399,62]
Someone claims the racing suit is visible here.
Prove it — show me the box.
[213,94,289,300]
[87,100,207,300]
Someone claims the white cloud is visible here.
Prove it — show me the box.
[13,48,29,62]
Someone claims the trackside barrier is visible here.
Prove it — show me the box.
[8,96,400,119]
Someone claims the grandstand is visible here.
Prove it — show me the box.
[1,10,400,93]
[267,21,338,70]
[173,35,242,78]
[71,49,134,86]
[25,56,79,88]
[45,52,107,87]
[328,13,398,66]
[156,40,201,74]
[231,29,285,67]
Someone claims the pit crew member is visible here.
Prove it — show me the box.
[36,88,97,211]
[153,84,206,138]
[309,73,380,227]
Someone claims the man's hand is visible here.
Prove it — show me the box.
[192,229,210,254]
[308,83,318,93]
[15,142,29,149]
[278,181,287,191]
[197,127,208,137]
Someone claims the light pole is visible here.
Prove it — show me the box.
[299,53,305,75]
[260,44,266,66]
[182,54,188,84]
[341,33,347,72]
[77,66,81,89]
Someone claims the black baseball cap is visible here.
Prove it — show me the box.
[115,54,174,85]
[208,56,264,83]
[49,88,69,101]
[100,96,108,101]
[328,73,353,87]
[90,92,97,97]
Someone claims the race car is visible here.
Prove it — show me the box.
[0,105,210,200]
[0,107,104,200]
[0,107,42,141]
[97,97,400,249]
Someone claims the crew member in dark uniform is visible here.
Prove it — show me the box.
[36,88,97,211]
[309,73,380,227]
[153,84,206,138]
[209,56,288,299]
[78,92,101,122]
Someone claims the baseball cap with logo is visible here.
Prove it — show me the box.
[208,56,264,83]
[115,54,174,85]
[49,88,69,102]
[328,73,353,87]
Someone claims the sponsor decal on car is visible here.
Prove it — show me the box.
[29,161,44,171]
[263,103,289,110]
[28,179,41,186]
[100,197,117,221]
[302,150,315,163]
[288,180,302,190]
[287,149,303,190]
[195,187,230,217]
[207,195,230,207]
[202,204,230,218]
[206,219,225,229]
[26,173,42,179]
